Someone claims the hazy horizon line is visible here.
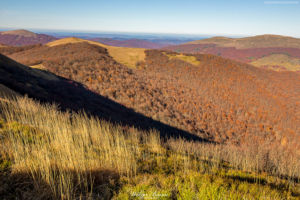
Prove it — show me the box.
[0,27,253,38]
[1,27,299,39]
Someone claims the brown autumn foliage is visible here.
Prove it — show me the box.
[161,44,300,63]
[89,38,171,49]
[0,34,57,46]
[1,43,300,146]
[0,43,42,55]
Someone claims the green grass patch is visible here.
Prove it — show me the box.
[164,53,201,66]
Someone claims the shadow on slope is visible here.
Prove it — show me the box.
[0,53,208,143]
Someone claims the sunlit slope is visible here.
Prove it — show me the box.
[29,63,47,70]
[163,52,201,65]
[46,37,146,68]
[186,34,300,49]
[0,29,36,37]
[250,54,300,71]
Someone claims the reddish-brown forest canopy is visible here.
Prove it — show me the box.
[1,43,300,146]
[0,34,57,46]
[161,44,300,63]
[89,38,172,49]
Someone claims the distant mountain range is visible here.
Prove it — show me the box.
[89,38,172,49]
[162,34,300,72]
[185,34,300,49]
[0,29,57,46]
[0,29,194,48]
[2,30,300,71]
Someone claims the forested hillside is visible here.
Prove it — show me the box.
[89,38,171,49]
[0,30,57,46]
[1,42,300,199]
[2,43,300,146]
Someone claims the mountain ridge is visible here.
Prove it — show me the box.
[89,38,172,49]
[1,29,37,37]
[186,34,300,49]
[46,37,146,68]
[0,29,57,46]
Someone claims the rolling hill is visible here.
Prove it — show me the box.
[186,34,300,49]
[46,37,146,68]
[0,29,57,46]
[1,42,300,146]
[162,34,300,71]
[0,43,199,141]
[89,38,172,49]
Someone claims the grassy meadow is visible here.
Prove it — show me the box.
[0,96,300,199]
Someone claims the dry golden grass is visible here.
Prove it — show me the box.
[250,54,300,71]
[46,37,146,68]
[1,96,300,199]
[164,53,201,65]
[46,37,99,47]
[0,96,143,198]
[107,46,146,68]
[0,29,37,37]
[29,63,47,70]
[186,34,300,49]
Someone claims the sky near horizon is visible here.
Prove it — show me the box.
[0,0,299,37]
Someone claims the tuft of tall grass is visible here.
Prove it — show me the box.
[1,96,300,199]
[0,96,143,199]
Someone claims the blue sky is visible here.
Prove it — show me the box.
[1,0,299,37]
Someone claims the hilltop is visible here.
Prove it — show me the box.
[46,37,146,68]
[1,29,37,37]
[186,34,300,49]
[0,29,57,46]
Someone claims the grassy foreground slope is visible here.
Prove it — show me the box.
[46,37,146,68]
[1,96,300,199]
